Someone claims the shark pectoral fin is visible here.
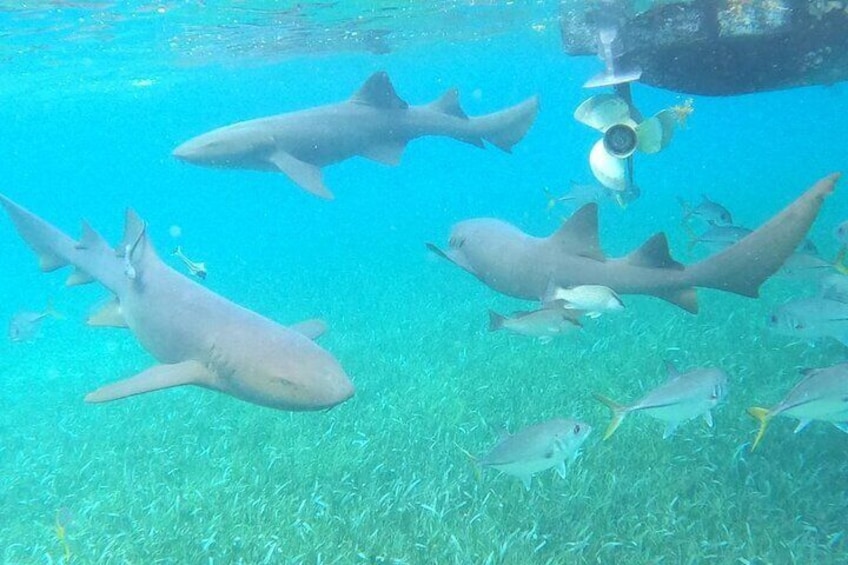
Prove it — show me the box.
[268,151,333,199]
[704,410,715,428]
[360,141,406,166]
[655,287,699,314]
[85,360,213,404]
[87,297,128,328]
[289,318,328,340]
[520,474,532,491]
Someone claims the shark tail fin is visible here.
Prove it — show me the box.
[488,310,506,332]
[475,95,539,153]
[594,393,628,440]
[686,173,839,298]
[0,194,129,295]
[747,406,773,451]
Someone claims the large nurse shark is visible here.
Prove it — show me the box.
[0,195,354,411]
[428,173,840,313]
[172,71,539,199]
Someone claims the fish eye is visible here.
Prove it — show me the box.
[794,322,805,330]
[768,314,777,324]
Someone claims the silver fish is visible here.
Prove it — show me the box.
[547,180,639,210]
[595,362,728,439]
[819,273,848,303]
[688,225,752,253]
[479,418,592,490]
[779,252,835,281]
[767,297,848,346]
[546,284,624,318]
[8,305,59,342]
[488,306,581,343]
[679,194,733,226]
[834,220,848,246]
[748,362,848,450]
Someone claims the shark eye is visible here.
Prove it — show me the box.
[794,321,805,330]
[768,314,778,324]
[573,424,581,434]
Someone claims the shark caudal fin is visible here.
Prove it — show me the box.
[686,173,839,298]
[0,194,154,297]
[474,96,540,153]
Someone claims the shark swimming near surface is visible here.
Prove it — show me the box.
[0,195,355,411]
[428,173,840,313]
[173,71,539,199]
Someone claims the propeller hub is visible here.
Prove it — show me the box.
[603,124,637,158]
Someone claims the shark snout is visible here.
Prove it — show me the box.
[172,138,205,163]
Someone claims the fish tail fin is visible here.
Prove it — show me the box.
[0,194,130,295]
[677,196,693,219]
[43,298,65,321]
[747,407,773,451]
[488,310,506,332]
[681,221,700,251]
[835,246,848,275]
[474,96,539,153]
[594,393,628,440]
[686,173,839,298]
[454,442,482,482]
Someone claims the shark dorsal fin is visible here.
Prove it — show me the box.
[77,220,109,251]
[627,233,684,270]
[119,209,146,256]
[428,88,468,119]
[350,71,408,110]
[118,209,154,280]
[550,204,605,261]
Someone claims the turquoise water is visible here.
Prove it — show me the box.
[1,2,847,563]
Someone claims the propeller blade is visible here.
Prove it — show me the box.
[589,139,628,191]
[636,109,677,154]
[574,94,632,131]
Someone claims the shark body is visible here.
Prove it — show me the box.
[0,195,354,411]
[428,174,839,313]
[173,71,539,199]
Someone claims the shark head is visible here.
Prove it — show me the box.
[428,218,550,300]
[173,122,270,169]
[230,329,356,411]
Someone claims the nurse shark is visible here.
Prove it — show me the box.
[173,71,539,199]
[0,195,354,411]
[428,173,840,313]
